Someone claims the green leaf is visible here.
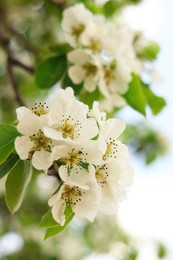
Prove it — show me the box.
[143,86,166,115]
[78,161,89,172]
[49,43,73,55]
[80,88,104,109]
[139,43,160,61]
[5,160,32,214]
[123,73,147,116]
[39,210,58,228]
[44,205,74,239]
[35,55,67,89]
[0,124,19,165]
[0,153,20,179]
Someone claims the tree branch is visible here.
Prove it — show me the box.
[0,30,34,106]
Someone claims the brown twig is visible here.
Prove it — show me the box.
[47,166,61,182]
[0,31,34,106]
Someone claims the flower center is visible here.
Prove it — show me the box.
[32,103,48,116]
[57,120,75,139]
[71,24,85,39]
[62,185,83,204]
[103,142,112,160]
[95,165,108,187]
[103,61,116,85]
[29,130,52,159]
[103,139,118,161]
[88,39,100,53]
[59,149,81,167]
[83,63,97,76]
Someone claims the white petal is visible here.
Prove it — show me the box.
[48,185,64,206]
[48,103,64,127]
[59,164,96,189]
[79,118,98,141]
[102,118,126,140]
[119,164,134,187]
[51,198,66,226]
[16,106,32,121]
[68,65,85,84]
[32,150,52,170]
[84,76,97,92]
[15,136,33,160]
[43,127,64,141]
[17,113,42,136]
[67,49,90,64]
[52,145,69,161]
[72,187,98,221]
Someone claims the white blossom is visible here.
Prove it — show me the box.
[53,142,103,187]
[61,4,94,47]
[43,99,98,143]
[99,57,132,97]
[15,112,54,170]
[48,182,99,225]
[68,49,101,92]
[94,160,134,215]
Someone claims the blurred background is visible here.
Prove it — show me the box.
[0,0,172,259]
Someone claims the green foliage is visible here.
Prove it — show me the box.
[49,43,73,55]
[121,123,168,165]
[35,55,67,89]
[39,210,58,228]
[140,43,160,61]
[42,204,74,239]
[78,161,89,171]
[0,124,19,165]
[80,88,104,109]
[5,160,32,214]
[143,85,166,115]
[123,73,147,116]
[123,74,166,116]
[103,0,119,17]
[157,243,167,258]
[0,153,20,179]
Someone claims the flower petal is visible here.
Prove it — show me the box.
[51,198,66,226]
[59,164,96,189]
[68,65,85,84]
[17,113,42,136]
[101,118,126,140]
[84,76,97,92]
[32,150,52,170]
[15,136,33,160]
[16,106,32,121]
[68,49,90,64]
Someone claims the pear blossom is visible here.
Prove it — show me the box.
[43,100,98,143]
[80,21,105,54]
[99,93,126,112]
[99,57,132,97]
[100,118,129,163]
[68,49,101,92]
[15,112,54,170]
[48,182,99,225]
[13,87,134,228]
[94,160,134,215]
[61,4,94,47]
[53,142,104,187]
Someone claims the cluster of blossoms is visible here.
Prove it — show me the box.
[61,3,144,111]
[15,87,133,226]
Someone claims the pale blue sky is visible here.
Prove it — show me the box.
[119,1,173,259]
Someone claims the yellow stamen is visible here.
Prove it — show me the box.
[56,120,75,139]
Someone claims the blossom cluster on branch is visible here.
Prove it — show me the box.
[0,1,166,239]
[59,3,157,112]
[14,87,133,226]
